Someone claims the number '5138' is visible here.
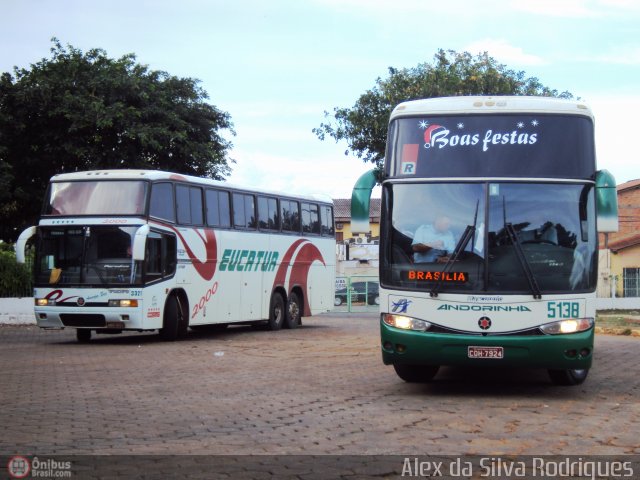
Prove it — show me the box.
[547,301,579,319]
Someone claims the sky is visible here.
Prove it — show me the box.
[2,0,640,199]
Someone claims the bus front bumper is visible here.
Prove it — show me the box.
[381,320,594,370]
[35,307,146,330]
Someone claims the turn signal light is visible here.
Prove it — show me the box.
[108,299,139,308]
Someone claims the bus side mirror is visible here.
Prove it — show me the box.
[132,225,150,261]
[16,226,37,263]
[351,170,377,234]
[595,170,619,233]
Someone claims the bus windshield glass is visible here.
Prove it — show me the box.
[381,182,597,294]
[35,226,143,286]
[45,181,147,216]
[391,114,595,179]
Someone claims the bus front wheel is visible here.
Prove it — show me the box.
[160,295,187,341]
[284,291,302,329]
[548,368,589,386]
[393,364,439,383]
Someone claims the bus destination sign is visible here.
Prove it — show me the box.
[407,270,468,283]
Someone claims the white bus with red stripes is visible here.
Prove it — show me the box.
[17,170,335,342]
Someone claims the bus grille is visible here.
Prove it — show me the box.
[60,314,106,328]
[428,324,544,336]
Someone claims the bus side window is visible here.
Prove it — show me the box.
[282,200,300,233]
[190,187,204,226]
[233,193,256,229]
[246,195,256,228]
[258,196,269,229]
[149,183,175,222]
[270,198,280,230]
[163,234,177,276]
[310,204,320,234]
[219,191,231,227]
[145,232,177,283]
[302,203,320,234]
[145,234,163,282]
[321,205,334,236]
[258,196,279,231]
[301,203,311,234]
[176,185,190,224]
[206,189,231,228]
[291,201,300,232]
[176,185,204,225]
[281,200,291,232]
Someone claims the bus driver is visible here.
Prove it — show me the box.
[412,215,455,263]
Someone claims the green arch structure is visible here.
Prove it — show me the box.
[351,170,377,234]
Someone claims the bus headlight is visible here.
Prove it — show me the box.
[382,314,431,332]
[108,299,139,308]
[539,318,594,335]
[35,298,49,306]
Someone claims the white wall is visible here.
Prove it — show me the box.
[0,298,36,324]
[596,297,640,310]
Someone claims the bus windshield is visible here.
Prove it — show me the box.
[382,182,597,294]
[45,181,147,216]
[35,226,143,286]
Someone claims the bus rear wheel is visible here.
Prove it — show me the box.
[267,292,285,331]
[160,295,187,341]
[548,368,589,386]
[393,364,439,383]
[76,329,92,343]
[284,291,302,329]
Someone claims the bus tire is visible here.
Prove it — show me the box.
[393,364,439,383]
[76,329,92,343]
[548,368,589,386]
[284,291,302,329]
[160,295,187,341]
[267,292,285,331]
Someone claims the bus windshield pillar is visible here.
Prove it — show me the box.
[132,225,150,261]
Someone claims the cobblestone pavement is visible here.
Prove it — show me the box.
[1,313,639,457]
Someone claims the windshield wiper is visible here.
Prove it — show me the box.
[504,222,542,299]
[430,200,479,298]
[429,224,475,298]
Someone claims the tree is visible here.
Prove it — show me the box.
[313,49,572,174]
[0,38,235,240]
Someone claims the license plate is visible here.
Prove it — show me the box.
[468,346,504,359]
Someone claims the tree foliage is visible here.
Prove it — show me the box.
[0,38,235,240]
[313,49,572,172]
[0,245,32,297]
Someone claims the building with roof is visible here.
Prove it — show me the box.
[332,198,381,282]
[598,179,640,297]
[333,198,381,243]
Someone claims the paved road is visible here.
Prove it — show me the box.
[1,313,639,457]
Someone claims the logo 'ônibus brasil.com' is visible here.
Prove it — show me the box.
[7,456,31,479]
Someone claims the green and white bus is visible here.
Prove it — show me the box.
[352,96,618,385]
[17,170,335,342]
